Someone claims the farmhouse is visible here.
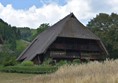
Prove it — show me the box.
[17,13,108,64]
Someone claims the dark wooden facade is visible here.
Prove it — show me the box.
[32,37,106,64]
[47,37,106,61]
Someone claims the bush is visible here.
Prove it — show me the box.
[42,58,52,65]
[20,61,34,66]
[73,59,81,64]
[1,65,58,74]
[3,57,17,66]
[56,60,68,66]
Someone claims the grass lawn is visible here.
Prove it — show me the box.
[0,72,36,83]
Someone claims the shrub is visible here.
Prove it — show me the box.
[73,59,81,64]
[20,61,34,66]
[56,60,68,66]
[1,66,58,74]
[42,58,52,65]
[3,57,17,66]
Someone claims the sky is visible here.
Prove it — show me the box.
[0,0,118,28]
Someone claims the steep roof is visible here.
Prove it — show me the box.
[17,13,108,61]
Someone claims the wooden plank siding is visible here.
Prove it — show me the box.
[47,37,104,60]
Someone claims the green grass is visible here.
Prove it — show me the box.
[0,72,36,83]
[16,39,30,52]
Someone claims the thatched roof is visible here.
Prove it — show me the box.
[17,13,108,61]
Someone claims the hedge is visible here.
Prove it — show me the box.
[1,66,58,74]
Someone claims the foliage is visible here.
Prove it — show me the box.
[42,59,81,66]
[1,65,58,74]
[16,40,30,56]
[0,19,51,67]
[3,56,17,66]
[37,23,49,33]
[20,61,34,66]
[31,23,49,40]
[19,27,32,41]
[42,58,53,66]
[0,19,21,51]
[73,59,81,64]
[56,60,68,66]
[0,44,16,65]
[87,13,118,59]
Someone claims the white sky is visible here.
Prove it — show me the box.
[0,0,118,28]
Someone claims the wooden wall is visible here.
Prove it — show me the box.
[47,37,105,60]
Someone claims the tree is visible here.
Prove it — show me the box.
[19,27,32,41]
[87,13,118,59]
[37,23,49,34]
[0,18,22,51]
[31,23,50,40]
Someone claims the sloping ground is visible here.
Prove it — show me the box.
[25,60,118,83]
